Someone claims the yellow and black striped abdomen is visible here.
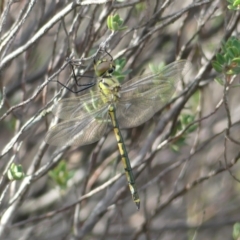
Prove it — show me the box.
[108,104,140,209]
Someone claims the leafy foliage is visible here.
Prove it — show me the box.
[49,161,74,190]
[7,163,25,181]
[212,37,240,75]
[112,57,132,82]
[107,14,127,31]
[227,0,240,10]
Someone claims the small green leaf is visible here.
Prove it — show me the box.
[113,72,125,82]
[112,57,131,82]
[214,37,240,75]
[214,77,225,86]
[107,15,114,31]
[171,144,180,152]
[233,38,240,49]
[170,136,187,152]
[180,114,197,133]
[107,14,127,31]
[149,62,165,74]
[228,47,236,58]
[7,163,25,181]
[232,57,240,64]
[231,66,240,74]
[232,46,240,56]
[49,160,74,190]
[228,0,240,10]
[216,53,225,64]
[212,61,223,73]
[233,222,240,240]
[225,53,233,65]
[114,58,126,71]
[233,0,240,7]
[134,2,147,16]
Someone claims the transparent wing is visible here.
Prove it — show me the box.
[121,60,189,99]
[45,106,109,147]
[116,98,157,128]
[52,91,104,120]
[117,60,190,128]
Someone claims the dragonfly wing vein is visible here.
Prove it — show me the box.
[121,60,189,90]
[46,107,109,146]
[116,99,157,128]
[53,92,105,120]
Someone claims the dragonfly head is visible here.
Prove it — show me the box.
[94,58,116,77]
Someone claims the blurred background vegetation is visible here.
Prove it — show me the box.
[1,0,240,239]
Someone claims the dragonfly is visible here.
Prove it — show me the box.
[46,54,189,210]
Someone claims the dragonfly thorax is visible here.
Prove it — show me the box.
[99,77,121,103]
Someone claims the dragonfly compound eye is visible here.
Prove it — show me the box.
[107,64,116,74]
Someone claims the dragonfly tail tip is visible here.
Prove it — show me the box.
[135,201,140,210]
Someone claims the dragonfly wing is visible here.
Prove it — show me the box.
[46,106,109,147]
[121,60,190,103]
[116,98,156,128]
[121,60,190,98]
[52,91,104,120]
[117,60,190,128]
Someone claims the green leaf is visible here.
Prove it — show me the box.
[7,163,25,181]
[228,47,237,58]
[232,57,240,64]
[171,144,180,152]
[225,53,232,65]
[216,53,225,64]
[107,14,127,31]
[114,58,127,71]
[49,160,74,190]
[170,136,187,152]
[231,66,240,74]
[233,222,240,240]
[113,72,125,82]
[112,57,131,82]
[134,2,146,15]
[215,38,240,74]
[214,77,225,86]
[233,38,240,49]
[180,114,197,133]
[148,62,165,74]
[212,61,223,73]
[233,0,240,6]
[232,46,240,56]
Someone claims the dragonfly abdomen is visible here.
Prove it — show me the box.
[108,104,140,210]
